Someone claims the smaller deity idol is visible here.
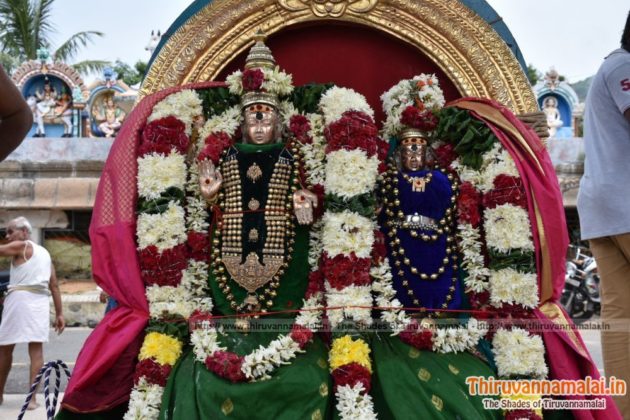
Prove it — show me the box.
[55,92,73,137]
[32,81,57,137]
[543,96,563,137]
[93,95,125,137]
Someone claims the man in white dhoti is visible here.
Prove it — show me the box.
[0,217,65,409]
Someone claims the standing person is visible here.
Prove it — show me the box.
[577,10,630,418]
[0,217,65,409]
[0,64,33,161]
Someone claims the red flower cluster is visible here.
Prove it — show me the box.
[289,115,312,144]
[205,351,246,383]
[400,106,439,131]
[482,174,527,210]
[306,270,324,299]
[371,230,387,264]
[433,143,458,169]
[467,290,491,311]
[133,358,172,387]
[242,68,264,91]
[139,117,189,156]
[505,409,542,420]
[139,244,188,287]
[457,182,482,228]
[324,111,380,157]
[198,131,233,164]
[290,324,314,349]
[399,321,434,350]
[321,252,371,290]
[187,231,210,262]
[331,362,372,394]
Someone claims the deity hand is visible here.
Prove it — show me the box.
[293,189,318,225]
[198,159,223,203]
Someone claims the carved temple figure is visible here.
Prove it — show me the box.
[55,92,74,137]
[31,82,58,137]
[543,96,563,137]
[93,96,126,137]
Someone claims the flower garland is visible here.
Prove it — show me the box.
[319,86,385,419]
[226,67,294,97]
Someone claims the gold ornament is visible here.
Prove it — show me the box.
[248,197,260,210]
[247,162,263,182]
[249,228,259,242]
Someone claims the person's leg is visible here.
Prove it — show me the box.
[0,344,15,404]
[590,234,630,417]
[27,342,43,409]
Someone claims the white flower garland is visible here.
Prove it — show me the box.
[457,223,490,293]
[335,384,378,420]
[484,204,535,253]
[147,89,203,135]
[301,113,327,186]
[137,153,187,200]
[226,66,294,96]
[123,379,164,420]
[135,202,187,251]
[319,86,374,126]
[324,149,380,199]
[198,105,241,144]
[321,211,375,259]
[492,328,548,379]
[325,283,373,328]
[489,269,539,309]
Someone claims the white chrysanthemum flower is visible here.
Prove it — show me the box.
[181,260,211,298]
[321,211,375,258]
[319,86,374,125]
[262,66,294,96]
[198,105,242,142]
[190,329,225,363]
[478,147,520,192]
[493,328,548,378]
[335,384,378,420]
[457,224,490,292]
[124,379,164,420]
[489,268,539,308]
[325,283,373,328]
[451,159,484,185]
[300,113,327,186]
[243,334,303,381]
[137,153,187,200]
[308,219,324,269]
[324,150,379,199]
[146,285,195,319]
[136,202,187,251]
[279,100,298,126]
[226,70,243,95]
[148,90,203,135]
[484,204,534,253]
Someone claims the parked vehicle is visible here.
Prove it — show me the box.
[560,245,601,324]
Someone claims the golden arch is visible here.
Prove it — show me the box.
[140,0,538,114]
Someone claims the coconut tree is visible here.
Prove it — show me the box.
[0,0,109,74]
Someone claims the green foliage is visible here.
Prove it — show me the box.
[435,107,497,170]
[290,83,334,114]
[147,318,189,341]
[137,187,186,214]
[526,63,541,86]
[324,193,376,218]
[196,86,240,119]
[113,60,148,86]
[488,248,536,273]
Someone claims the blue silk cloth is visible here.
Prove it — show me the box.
[382,169,462,311]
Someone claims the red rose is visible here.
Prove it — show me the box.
[371,230,387,264]
[290,324,314,349]
[306,270,324,299]
[400,106,438,131]
[242,68,264,91]
[467,290,491,310]
[433,143,458,168]
[289,115,312,144]
[139,116,189,156]
[505,409,542,420]
[205,351,246,383]
[198,131,234,164]
[399,320,434,350]
[188,231,210,262]
[138,244,188,287]
[324,111,380,157]
[133,358,172,387]
[321,252,371,290]
[457,182,482,228]
[482,175,527,209]
[331,362,372,394]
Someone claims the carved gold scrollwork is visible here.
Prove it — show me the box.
[278,0,378,17]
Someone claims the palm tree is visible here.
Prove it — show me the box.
[0,0,109,75]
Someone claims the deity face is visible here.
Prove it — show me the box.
[106,98,115,108]
[400,138,428,171]
[243,104,279,145]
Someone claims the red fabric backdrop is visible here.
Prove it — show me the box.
[217,22,461,126]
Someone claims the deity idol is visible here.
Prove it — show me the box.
[94,95,126,137]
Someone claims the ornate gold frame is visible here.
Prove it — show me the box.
[140,0,538,114]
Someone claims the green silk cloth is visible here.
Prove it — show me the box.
[370,334,501,420]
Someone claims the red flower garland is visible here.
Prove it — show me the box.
[482,174,527,210]
[433,143,459,169]
[457,182,483,228]
[139,116,190,157]
[371,230,387,264]
[400,106,439,131]
[187,231,210,262]
[289,115,312,144]
[324,111,380,157]
[133,358,172,387]
[398,321,434,350]
[331,362,372,393]
[321,252,371,290]
[205,351,246,383]
[242,68,264,92]
[139,244,189,287]
[198,132,234,165]
[290,324,314,349]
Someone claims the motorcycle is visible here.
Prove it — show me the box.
[560,245,601,324]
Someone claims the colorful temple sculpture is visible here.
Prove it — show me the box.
[534,68,581,139]
[86,67,136,138]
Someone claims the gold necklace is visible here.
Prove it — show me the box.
[401,171,433,193]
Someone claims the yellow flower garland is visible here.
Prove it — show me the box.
[329,335,372,373]
[139,332,183,366]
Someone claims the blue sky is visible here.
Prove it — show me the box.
[49,0,628,83]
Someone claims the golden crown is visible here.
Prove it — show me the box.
[399,128,430,145]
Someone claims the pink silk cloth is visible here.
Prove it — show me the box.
[450,98,621,420]
[62,82,225,413]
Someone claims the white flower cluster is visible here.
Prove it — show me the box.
[325,283,373,328]
[301,113,327,186]
[324,150,380,199]
[432,318,487,354]
[242,335,304,381]
[489,268,539,309]
[413,74,445,111]
[198,105,241,148]
[480,146,520,192]
[190,329,226,363]
[147,90,203,135]
[137,153,187,200]
[184,163,210,232]
[321,211,375,259]
[335,384,378,420]
[308,219,325,270]
[484,204,534,253]
[319,86,374,126]
[146,285,197,319]
[136,202,187,251]
[371,260,409,335]
[295,293,324,330]
[124,379,164,420]
[225,67,294,96]
[492,328,548,379]
[457,223,490,293]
